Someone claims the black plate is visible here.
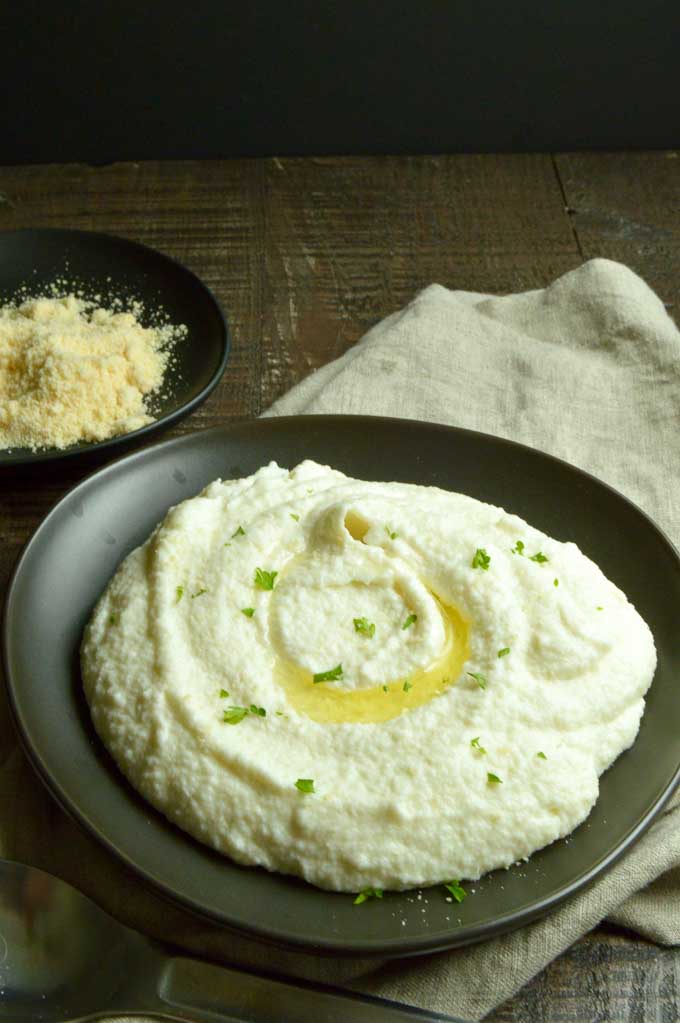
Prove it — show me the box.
[0,229,230,465]
[4,417,680,956]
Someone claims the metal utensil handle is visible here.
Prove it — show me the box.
[154,955,468,1023]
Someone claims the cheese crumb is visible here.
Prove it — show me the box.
[0,294,185,451]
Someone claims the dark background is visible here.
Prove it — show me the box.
[2,0,679,165]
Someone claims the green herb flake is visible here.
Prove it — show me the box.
[403,680,413,692]
[223,706,249,725]
[290,512,300,522]
[108,612,119,626]
[241,607,256,618]
[470,736,487,754]
[402,613,418,630]
[223,704,267,724]
[472,547,491,570]
[354,617,376,638]
[497,647,510,658]
[275,710,284,716]
[536,751,548,760]
[232,525,246,538]
[295,778,315,794]
[554,578,559,587]
[467,671,487,690]
[443,880,467,903]
[353,887,384,905]
[487,772,503,785]
[254,567,278,591]
[219,688,229,699]
[382,685,389,692]
[191,588,207,599]
[176,585,184,602]
[511,540,525,556]
[596,605,603,611]
[529,551,549,564]
[385,525,398,541]
[313,663,343,683]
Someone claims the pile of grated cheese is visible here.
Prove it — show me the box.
[0,294,185,451]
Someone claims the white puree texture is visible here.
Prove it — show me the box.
[81,461,657,891]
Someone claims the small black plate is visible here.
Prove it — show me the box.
[4,416,680,956]
[0,229,230,465]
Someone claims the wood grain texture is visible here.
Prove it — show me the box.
[258,154,580,406]
[555,151,680,313]
[1,154,679,1022]
[489,928,680,1023]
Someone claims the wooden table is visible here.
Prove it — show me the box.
[1,154,679,1021]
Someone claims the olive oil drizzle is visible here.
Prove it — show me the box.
[274,598,469,724]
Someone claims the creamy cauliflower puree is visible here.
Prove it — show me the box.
[81,461,656,892]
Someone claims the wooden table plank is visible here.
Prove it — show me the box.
[489,927,680,1022]
[1,154,679,1022]
[555,151,680,314]
[259,154,581,406]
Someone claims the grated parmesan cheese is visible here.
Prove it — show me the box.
[0,294,185,451]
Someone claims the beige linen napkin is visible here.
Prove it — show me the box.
[1,258,678,1022]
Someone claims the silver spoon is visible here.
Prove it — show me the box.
[0,857,466,1023]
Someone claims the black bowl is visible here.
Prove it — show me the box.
[4,416,680,955]
[0,229,230,465]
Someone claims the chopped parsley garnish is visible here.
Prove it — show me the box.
[385,525,398,540]
[354,617,376,638]
[313,664,343,683]
[232,525,246,538]
[254,567,278,590]
[219,688,229,698]
[537,751,547,760]
[290,512,300,522]
[487,772,503,785]
[470,736,487,754]
[223,704,266,724]
[176,585,184,602]
[191,588,207,599]
[511,540,525,556]
[402,613,418,630]
[382,685,389,692]
[554,578,559,587]
[472,547,491,570]
[596,605,603,611]
[108,612,119,626]
[529,551,549,563]
[403,680,413,692]
[443,880,467,903]
[467,671,487,689]
[295,778,315,793]
[241,607,256,618]
[497,647,510,658]
[223,706,249,725]
[353,887,383,905]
